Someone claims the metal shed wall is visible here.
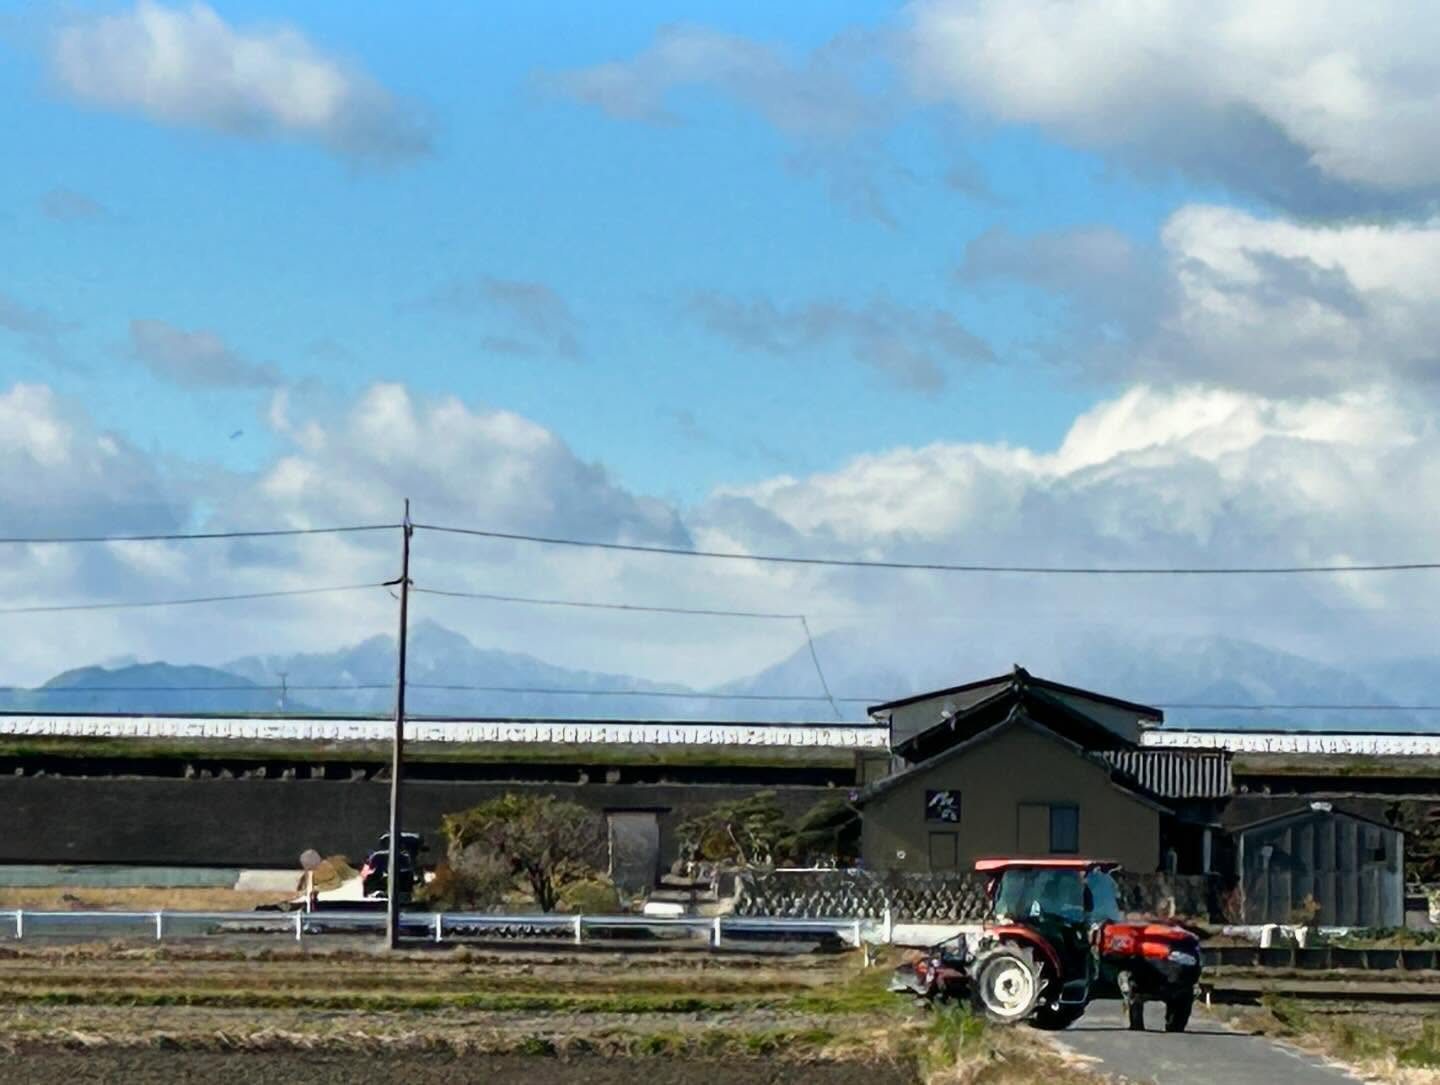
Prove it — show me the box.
[1238,808,1403,927]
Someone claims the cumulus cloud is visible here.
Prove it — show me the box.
[129,318,280,389]
[958,207,1440,397]
[249,383,684,543]
[2,377,1439,694]
[906,0,1440,214]
[52,1,431,163]
[0,384,186,539]
[420,277,583,360]
[696,382,1440,673]
[691,292,992,391]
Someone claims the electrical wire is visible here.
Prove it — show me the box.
[7,680,1440,712]
[0,683,393,694]
[406,683,874,703]
[0,524,399,545]
[415,522,1440,576]
[0,583,386,615]
[413,583,841,719]
[412,586,801,620]
[1156,703,1440,712]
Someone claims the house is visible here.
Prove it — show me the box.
[857,667,1227,875]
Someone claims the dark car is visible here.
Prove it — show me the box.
[359,848,418,900]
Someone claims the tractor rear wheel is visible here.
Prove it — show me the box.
[970,945,1043,1025]
[1164,991,1193,1033]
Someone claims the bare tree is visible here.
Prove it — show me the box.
[441,794,603,912]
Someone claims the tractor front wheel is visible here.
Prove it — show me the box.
[1031,1002,1086,1031]
[970,945,1042,1025]
[1117,970,1145,1031]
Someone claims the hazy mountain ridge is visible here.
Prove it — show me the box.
[2,621,1435,731]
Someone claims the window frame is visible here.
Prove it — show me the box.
[1048,803,1080,855]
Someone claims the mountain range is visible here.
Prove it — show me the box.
[2,619,1436,732]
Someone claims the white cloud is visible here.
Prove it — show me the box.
[907,0,1440,212]
[4,377,1438,693]
[52,2,430,162]
[959,205,1440,397]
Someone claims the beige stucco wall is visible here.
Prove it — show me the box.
[860,722,1161,874]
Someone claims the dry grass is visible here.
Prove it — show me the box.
[0,888,292,912]
[1221,1001,1440,1085]
[0,944,1105,1081]
[917,1005,1105,1085]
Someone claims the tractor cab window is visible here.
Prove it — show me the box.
[1084,869,1122,923]
[993,868,1086,922]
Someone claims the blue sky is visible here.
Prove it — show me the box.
[1,1,1211,502]
[3,1,1440,690]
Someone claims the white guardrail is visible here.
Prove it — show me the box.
[5,909,873,948]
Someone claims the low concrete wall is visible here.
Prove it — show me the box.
[0,777,831,871]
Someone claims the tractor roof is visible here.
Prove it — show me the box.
[973,858,1122,873]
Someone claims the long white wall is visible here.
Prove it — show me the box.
[0,713,889,749]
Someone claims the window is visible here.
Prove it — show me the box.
[1049,805,1080,855]
[928,831,958,871]
[925,789,961,824]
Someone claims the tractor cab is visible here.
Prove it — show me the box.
[977,859,1122,1014]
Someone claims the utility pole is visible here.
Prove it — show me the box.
[386,499,413,949]
[277,671,288,713]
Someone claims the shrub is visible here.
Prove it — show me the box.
[441,794,604,912]
[418,853,515,911]
[558,877,621,914]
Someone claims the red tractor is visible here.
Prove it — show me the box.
[889,858,1201,1032]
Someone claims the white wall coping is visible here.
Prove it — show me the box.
[0,713,889,749]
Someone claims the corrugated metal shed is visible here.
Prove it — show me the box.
[1237,806,1404,927]
[1100,749,1233,799]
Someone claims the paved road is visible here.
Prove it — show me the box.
[1054,1000,1360,1084]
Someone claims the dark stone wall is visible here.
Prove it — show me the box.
[0,777,832,870]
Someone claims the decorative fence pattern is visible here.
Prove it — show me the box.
[736,871,990,921]
[736,870,1222,922]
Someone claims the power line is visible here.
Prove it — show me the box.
[412,586,801,620]
[413,583,841,719]
[0,683,393,694]
[406,683,874,703]
[1157,703,1440,712]
[7,681,1440,711]
[0,524,398,546]
[415,522,1440,576]
[0,583,385,616]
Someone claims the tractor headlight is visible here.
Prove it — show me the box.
[1167,950,1198,966]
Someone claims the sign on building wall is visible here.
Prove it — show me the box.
[925,789,962,823]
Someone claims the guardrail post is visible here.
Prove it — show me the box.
[154,911,164,941]
[852,919,861,949]
[712,916,722,948]
[573,915,583,945]
[882,906,893,945]
[13,910,21,941]
[434,912,443,944]
[294,911,303,943]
